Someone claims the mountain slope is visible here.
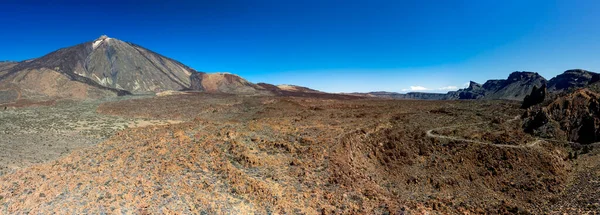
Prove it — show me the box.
[0,35,197,102]
[189,72,269,94]
[362,71,547,101]
[523,88,600,144]
[23,35,194,93]
[548,69,598,92]
[478,72,547,100]
[447,81,485,99]
[82,36,193,93]
[353,72,547,101]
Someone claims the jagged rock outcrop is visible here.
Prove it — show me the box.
[548,69,598,92]
[368,72,547,101]
[189,72,269,94]
[523,89,600,144]
[480,72,547,100]
[449,81,485,99]
[446,72,547,101]
[521,83,546,109]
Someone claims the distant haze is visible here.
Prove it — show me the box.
[1,0,599,93]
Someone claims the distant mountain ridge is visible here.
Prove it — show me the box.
[0,36,597,104]
[548,69,597,92]
[363,70,596,101]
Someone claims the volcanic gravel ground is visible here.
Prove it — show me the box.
[0,93,596,214]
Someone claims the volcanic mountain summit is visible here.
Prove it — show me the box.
[0,35,195,97]
[0,36,281,104]
[78,35,194,93]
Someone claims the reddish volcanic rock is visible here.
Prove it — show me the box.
[523,88,600,144]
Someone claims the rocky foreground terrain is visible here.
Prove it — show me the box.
[0,95,180,176]
[0,93,597,214]
[0,36,599,214]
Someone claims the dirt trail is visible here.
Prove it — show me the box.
[425,115,544,149]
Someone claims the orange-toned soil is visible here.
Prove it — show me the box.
[0,93,595,214]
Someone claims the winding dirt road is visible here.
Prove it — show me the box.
[425,115,544,149]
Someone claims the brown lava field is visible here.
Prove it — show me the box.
[0,93,597,214]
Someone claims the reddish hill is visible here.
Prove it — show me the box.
[189,72,269,94]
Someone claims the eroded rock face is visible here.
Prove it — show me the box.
[548,69,598,92]
[453,81,485,99]
[523,89,600,144]
[521,83,546,109]
[447,72,547,101]
[481,71,547,100]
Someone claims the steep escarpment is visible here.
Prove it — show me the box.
[448,81,486,99]
[523,89,600,144]
[521,83,547,109]
[479,72,547,100]
[548,69,598,92]
[362,72,547,101]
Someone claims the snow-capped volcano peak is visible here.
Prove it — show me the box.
[92,35,112,49]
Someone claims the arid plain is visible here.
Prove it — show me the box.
[0,93,596,214]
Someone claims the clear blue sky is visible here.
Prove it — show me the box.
[1,0,599,93]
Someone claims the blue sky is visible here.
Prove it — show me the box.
[1,0,599,93]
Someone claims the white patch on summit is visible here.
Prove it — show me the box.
[92,35,111,49]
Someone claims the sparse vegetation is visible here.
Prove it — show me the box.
[0,93,596,213]
[0,95,174,176]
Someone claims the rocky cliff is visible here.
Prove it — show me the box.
[521,83,547,109]
[523,89,600,144]
[548,69,598,92]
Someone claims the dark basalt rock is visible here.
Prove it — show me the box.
[548,69,598,92]
[523,89,600,144]
[482,72,547,100]
[454,81,485,99]
[189,72,206,91]
[449,72,547,101]
[521,83,546,109]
